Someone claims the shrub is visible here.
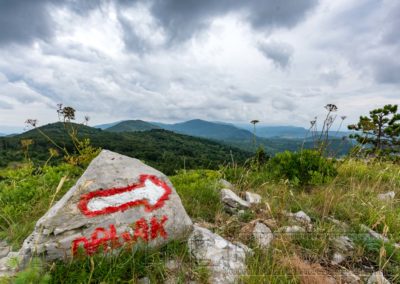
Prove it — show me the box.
[268,150,337,186]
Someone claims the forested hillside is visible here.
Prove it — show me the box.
[0,122,251,174]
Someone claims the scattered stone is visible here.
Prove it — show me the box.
[326,217,350,230]
[377,191,395,201]
[220,188,250,213]
[137,277,150,284]
[340,270,361,284]
[165,259,180,271]
[331,236,354,265]
[277,225,306,236]
[219,179,234,189]
[188,225,248,284]
[18,150,193,266]
[367,271,391,284]
[331,252,346,265]
[360,225,400,249]
[244,192,262,205]
[287,211,311,224]
[332,236,355,252]
[252,222,273,249]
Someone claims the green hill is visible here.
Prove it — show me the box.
[106,120,160,132]
[0,122,251,174]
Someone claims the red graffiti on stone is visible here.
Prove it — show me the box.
[72,215,168,256]
[78,175,172,217]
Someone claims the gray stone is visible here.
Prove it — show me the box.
[377,191,395,201]
[367,271,391,284]
[219,179,234,189]
[360,225,400,249]
[332,236,354,252]
[326,217,350,230]
[252,222,273,248]
[331,252,346,265]
[340,270,361,283]
[287,211,311,224]
[137,277,150,284]
[188,225,248,284]
[220,189,250,211]
[277,225,306,235]
[19,150,193,265]
[331,236,354,265]
[245,192,262,205]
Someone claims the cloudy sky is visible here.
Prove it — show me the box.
[0,0,399,133]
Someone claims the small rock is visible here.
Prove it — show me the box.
[331,236,354,265]
[221,189,250,212]
[360,225,400,248]
[277,225,306,236]
[340,270,361,284]
[367,271,391,284]
[165,259,179,271]
[188,225,248,284]
[331,252,346,265]
[137,277,150,284]
[219,179,234,189]
[244,192,262,205]
[326,217,350,230]
[252,222,273,249]
[332,236,355,252]
[377,191,395,201]
[287,211,311,224]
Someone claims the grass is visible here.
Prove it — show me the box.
[1,158,400,283]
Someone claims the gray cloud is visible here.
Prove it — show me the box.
[0,0,55,45]
[258,41,294,69]
[148,0,318,43]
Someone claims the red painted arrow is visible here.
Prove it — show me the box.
[78,175,172,217]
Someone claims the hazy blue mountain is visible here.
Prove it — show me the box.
[94,121,123,130]
[106,120,160,132]
[0,133,5,137]
[152,119,254,140]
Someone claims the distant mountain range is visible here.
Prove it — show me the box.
[95,119,352,155]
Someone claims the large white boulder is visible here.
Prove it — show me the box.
[19,150,193,265]
[188,225,249,284]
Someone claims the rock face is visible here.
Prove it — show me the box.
[252,222,273,248]
[245,192,262,205]
[188,225,248,284]
[19,150,193,265]
[220,189,250,212]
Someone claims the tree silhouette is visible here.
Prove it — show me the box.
[348,104,400,156]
